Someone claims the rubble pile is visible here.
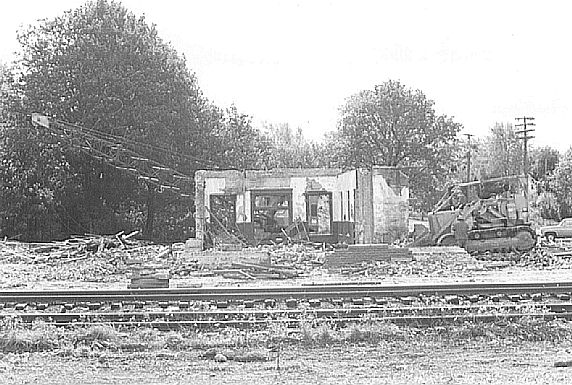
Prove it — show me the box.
[338,257,482,278]
[0,231,143,264]
[268,244,325,271]
[0,232,172,283]
[517,248,572,269]
[471,246,572,269]
[213,262,299,280]
[171,244,325,280]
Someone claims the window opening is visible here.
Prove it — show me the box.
[251,190,292,239]
[306,191,332,234]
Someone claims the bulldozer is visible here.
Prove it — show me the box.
[416,175,536,252]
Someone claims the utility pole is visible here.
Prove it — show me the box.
[515,116,535,196]
[463,133,474,182]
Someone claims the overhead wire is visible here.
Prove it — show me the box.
[53,118,226,169]
[43,125,193,197]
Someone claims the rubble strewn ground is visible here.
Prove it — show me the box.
[2,236,572,383]
[2,236,572,289]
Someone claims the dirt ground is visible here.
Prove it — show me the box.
[1,263,572,292]
[2,341,572,384]
[2,246,572,384]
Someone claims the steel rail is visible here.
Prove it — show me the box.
[2,312,571,329]
[1,302,570,323]
[1,281,572,303]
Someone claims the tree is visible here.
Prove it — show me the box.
[209,105,273,170]
[530,146,560,181]
[0,123,73,240]
[551,148,572,219]
[474,123,523,179]
[262,122,327,168]
[4,0,214,239]
[330,80,462,212]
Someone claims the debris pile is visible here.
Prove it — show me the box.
[0,231,141,264]
[208,244,326,280]
[335,258,481,278]
[410,246,472,261]
[517,248,572,269]
[470,245,572,269]
[169,244,325,280]
[269,244,325,271]
[0,231,174,284]
[213,262,299,280]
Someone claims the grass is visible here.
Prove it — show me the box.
[76,324,119,343]
[0,319,61,352]
[1,317,571,354]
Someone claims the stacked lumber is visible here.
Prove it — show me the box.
[325,244,413,269]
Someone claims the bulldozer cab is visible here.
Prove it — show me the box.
[429,175,529,243]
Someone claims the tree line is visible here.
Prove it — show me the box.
[0,0,569,242]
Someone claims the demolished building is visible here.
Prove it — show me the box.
[194,167,409,247]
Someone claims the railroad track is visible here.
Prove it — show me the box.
[1,281,572,328]
[2,281,572,302]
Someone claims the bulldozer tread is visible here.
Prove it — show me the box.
[437,226,536,253]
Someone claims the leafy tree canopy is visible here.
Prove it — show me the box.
[329,80,462,212]
[262,122,327,169]
[2,0,216,240]
[551,148,572,219]
[530,146,560,181]
[473,123,523,179]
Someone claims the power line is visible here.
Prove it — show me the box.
[52,118,222,168]
[32,114,209,197]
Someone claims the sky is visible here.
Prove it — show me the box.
[1,0,571,151]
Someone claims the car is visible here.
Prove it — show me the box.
[540,218,572,242]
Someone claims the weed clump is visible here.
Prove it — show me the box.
[0,317,571,354]
[76,324,118,343]
[0,319,61,352]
